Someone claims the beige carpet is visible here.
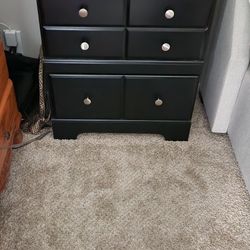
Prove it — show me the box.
[0,100,250,250]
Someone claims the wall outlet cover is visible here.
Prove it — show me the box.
[4,30,17,47]
[3,30,23,54]
[15,31,23,54]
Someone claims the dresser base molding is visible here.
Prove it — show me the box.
[52,119,191,141]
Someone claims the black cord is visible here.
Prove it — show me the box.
[0,130,52,150]
[9,46,17,54]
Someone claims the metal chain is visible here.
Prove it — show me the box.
[22,47,51,134]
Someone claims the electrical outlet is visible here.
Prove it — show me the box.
[3,30,23,54]
[15,31,23,54]
[4,30,17,47]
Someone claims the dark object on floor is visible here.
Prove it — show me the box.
[20,50,51,134]
[5,50,39,121]
[4,48,50,135]
[12,130,51,149]
[0,41,22,192]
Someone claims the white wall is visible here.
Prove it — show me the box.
[228,0,250,193]
[0,0,41,58]
[200,0,250,133]
[229,67,250,192]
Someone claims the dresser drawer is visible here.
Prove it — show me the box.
[129,0,215,28]
[125,76,198,120]
[43,27,125,59]
[127,29,206,60]
[50,74,124,119]
[38,0,126,26]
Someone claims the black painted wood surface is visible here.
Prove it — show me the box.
[129,0,215,28]
[37,0,126,26]
[127,28,206,60]
[44,60,204,75]
[52,119,192,141]
[36,0,220,140]
[125,76,198,120]
[50,74,124,119]
[43,27,126,59]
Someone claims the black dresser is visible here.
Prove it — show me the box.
[37,0,220,140]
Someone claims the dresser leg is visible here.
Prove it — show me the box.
[52,128,79,140]
[53,133,78,140]
[162,125,190,141]
[162,134,189,141]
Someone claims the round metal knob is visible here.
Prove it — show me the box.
[155,98,164,107]
[83,97,92,106]
[79,8,88,18]
[81,42,89,51]
[162,43,171,52]
[165,9,175,19]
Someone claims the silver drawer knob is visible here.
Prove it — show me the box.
[81,42,89,51]
[165,9,175,19]
[83,97,92,106]
[162,43,171,52]
[79,8,88,18]
[155,98,164,107]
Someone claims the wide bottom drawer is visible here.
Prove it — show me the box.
[49,74,198,120]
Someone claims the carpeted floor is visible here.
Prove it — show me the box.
[0,100,250,250]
